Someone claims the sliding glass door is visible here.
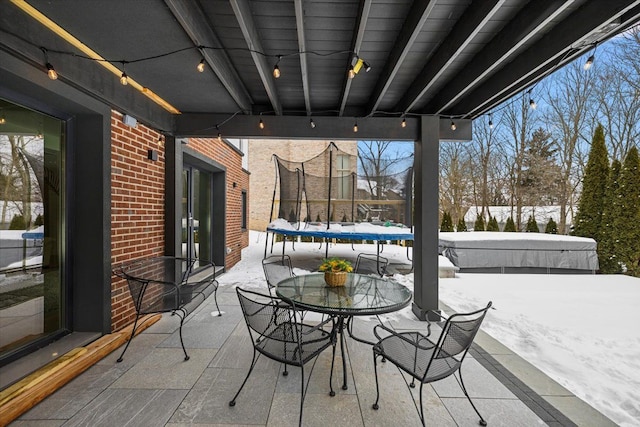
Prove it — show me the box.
[0,99,66,363]
[182,166,212,261]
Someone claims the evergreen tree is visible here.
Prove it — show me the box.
[525,215,539,232]
[440,212,454,231]
[504,216,517,232]
[572,124,609,239]
[613,147,640,276]
[473,214,485,231]
[486,216,499,231]
[456,217,467,232]
[599,159,622,273]
[545,218,558,234]
[9,214,26,230]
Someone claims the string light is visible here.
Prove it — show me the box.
[46,62,58,80]
[120,62,128,85]
[259,118,265,129]
[309,118,316,128]
[273,55,282,79]
[348,65,356,79]
[584,42,597,71]
[217,132,222,142]
[0,114,5,125]
[488,112,493,129]
[450,121,457,131]
[353,120,358,132]
[527,90,536,110]
[401,117,407,128]
[41,48,58,80]
[197,58,206,72]
[584,54,594,70]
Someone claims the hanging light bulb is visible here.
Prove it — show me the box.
[259,118,265,129]
[120,71,128,85]
[529,98,537,110]
[273,64,281,79]
[583,54,594,71]
[45,62,58,80]
[401,118,407,128]
[348,66,356,79]
[488,113,493,129]
[450,121,457,131]
[217,132,222,142]
[353,120,358,132]
[310,118,316,129]
[197,59,206,73]
[0,112,5,125]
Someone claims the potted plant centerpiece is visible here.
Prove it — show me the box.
[318,257,353,287]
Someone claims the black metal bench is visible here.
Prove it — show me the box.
[112,256,221,362]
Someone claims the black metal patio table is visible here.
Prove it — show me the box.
[276,272,412,394]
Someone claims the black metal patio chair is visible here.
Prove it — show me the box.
[262,255,295,294]
[371,302,493,426]
[355,253,389,276]
[229,287,335,427]
[113,257,220,362]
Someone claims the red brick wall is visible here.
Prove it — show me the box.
[109,112,249,332]
[110,111,166,331]
[187,137,249,268]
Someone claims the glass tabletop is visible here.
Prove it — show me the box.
[275,273,412,316]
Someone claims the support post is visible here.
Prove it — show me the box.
[412,116,440,321]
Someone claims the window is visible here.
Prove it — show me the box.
[241,190,247,229]
[336,155,351,199]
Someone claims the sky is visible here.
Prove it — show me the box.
[219,230,640,427]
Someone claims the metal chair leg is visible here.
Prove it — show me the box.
[229,349,260,406]
[372,352,381,410]
[458,370,487,426]
[329,340,337,396]
[176,310,190,360]
[117,313,141,362]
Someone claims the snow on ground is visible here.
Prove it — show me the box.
[219,231,640,427]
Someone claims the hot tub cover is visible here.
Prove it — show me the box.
[439,232,598,271]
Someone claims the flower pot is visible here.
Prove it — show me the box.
[324,271,347,287]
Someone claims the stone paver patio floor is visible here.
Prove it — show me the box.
[10,284,612,427]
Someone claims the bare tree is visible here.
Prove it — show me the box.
[595,29,640,161]
[358,140,412,199]
[502,94,539,229]
[439,141,473,224]
[545,61,596,233]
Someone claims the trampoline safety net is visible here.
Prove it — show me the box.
[270,142,413,229]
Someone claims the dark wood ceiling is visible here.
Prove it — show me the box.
[2,0,640,124]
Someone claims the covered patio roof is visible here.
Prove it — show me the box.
[1,0,640,135]
[1,0,639,320]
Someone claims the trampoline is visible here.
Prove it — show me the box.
[266,219,413,267]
